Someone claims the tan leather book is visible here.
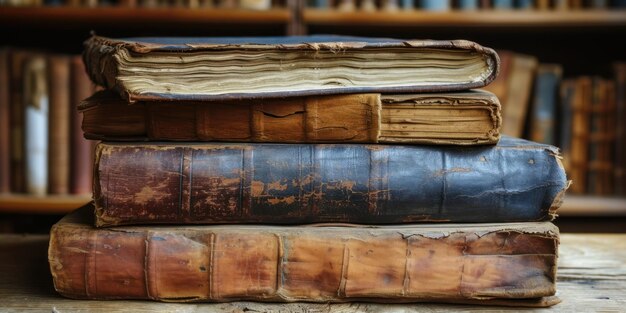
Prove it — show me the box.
[83,35,500,102]
[47,55,71,195]
[80,90,501,145]
[497,52,537,137]
[49,204,559,306]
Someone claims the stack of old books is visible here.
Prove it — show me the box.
[48,35,568,307]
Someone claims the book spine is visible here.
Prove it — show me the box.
[587,78,614,195]
[529,64,562,145]
[49,218,559,302]
[501,53,538,137]
[456,0,479,9]
[568,77,592,194]
[419,0,451,10]
[558,80,575,177]
[93,139,568,226]
[70,56,94,195]
[47,55,71,195]
[0,50,10,193]
[82,91,501,145]
[400,0,413,9]
[614,63,626,195]
[23,56,48,196]
[9,51,29,193]
[492,0,514,9]
[515,0,533,9]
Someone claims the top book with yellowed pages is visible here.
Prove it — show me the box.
[83,35,500,102]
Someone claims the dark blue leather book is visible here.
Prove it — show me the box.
[83,35,500,102]
[93,136,569,227]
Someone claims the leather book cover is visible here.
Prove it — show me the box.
[80,89,501,145]
[528,64,562,145]
[614,62,626,195]
[83,35,500,102]
[9,50,35,193]
[560,77,591,195]
[93,136,568,227]
[49,204,560,306]
[0,50,10,193]
[70,55,95,195]
[587,78,615,195]
[47,55,71,195]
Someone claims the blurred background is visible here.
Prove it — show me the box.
[1,0,625,233]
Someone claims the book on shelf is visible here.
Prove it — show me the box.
[92,136,568,227]
[560,77,591,195]
[80,89,502,145]
[485,51,537,138]
[614,62,626,196]
[49,204,560,306]
[528,64,562,146]
[587,77,615,196]
[0,48,97,197]
[0,50,9,194]
[23,55,48,196]
[83,35,500,102]
[70,56,96,195]
[47,55,71,195]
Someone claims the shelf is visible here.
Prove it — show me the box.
[303,9,626,28]
[0,6,291,26]
[559,195,626,217]
[0,194,92,215]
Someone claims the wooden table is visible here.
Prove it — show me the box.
[0,234,624,312]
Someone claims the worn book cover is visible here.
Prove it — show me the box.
[49,204,560,306]
[80,89,501,145]
[83,35,500,102]
[93,136,568,227]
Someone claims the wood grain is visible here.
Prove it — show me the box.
[0,233,624,312]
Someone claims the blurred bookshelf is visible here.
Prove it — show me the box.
[1,0,626,228]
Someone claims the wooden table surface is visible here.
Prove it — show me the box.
[0,233,624,312]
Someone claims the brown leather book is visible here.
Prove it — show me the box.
[80,90,502,145]
[47,55,71,195]
[482,50,537,137]
[70,56,95,195]
[587,78,615,195]
[561,77,592,194]
[0,50,10,194]
[83,35,500,102]
[49,204,560,306]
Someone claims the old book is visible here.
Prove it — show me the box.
[49,204,560,305]
[9,50,34,193]
[47,55,71,195]
[528,64,562,145]
[80,90,502,145]
[587,78,614,195]
[93,136,568,227]
[482,51,537,137]
[614,63,626,195]
[0,50,10,193]
[501,53,537,137]
[83,35,500,102]
[23,55,48,196]
[70,55,95,195]
[560,77,592,194]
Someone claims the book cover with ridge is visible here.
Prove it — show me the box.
[80,89,502,145]
[83,35,500,102]
[49,204,560,306]
[93,136,568,227]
